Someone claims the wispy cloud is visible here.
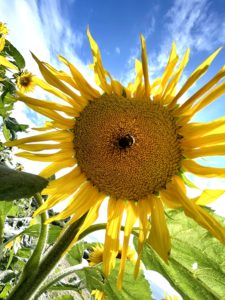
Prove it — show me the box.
[115,47,120,54]
[124,0,225,83]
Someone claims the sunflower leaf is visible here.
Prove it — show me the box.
[4,39,25,69]
[0,165,48,200]
[136,209,225,300]
[104,261,152,300]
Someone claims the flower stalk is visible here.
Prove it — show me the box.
[7,214,86,300]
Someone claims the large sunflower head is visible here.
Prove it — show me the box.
[5,29,225,288]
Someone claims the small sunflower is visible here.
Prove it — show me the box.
[91,289,105,300]
[0,22,8,36]
[5,30,225,288]
[16,71,35,93]
[88,244,136,267]
[0,22,8,52]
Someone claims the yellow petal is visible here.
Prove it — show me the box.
[33,77,83,110]
[32,53,87,106]
[58,55,100,99]
[194,189,225,206]
[0,55,18,70]
[182,159,225,178]
[42,167,83,193]
[4,130,73,147]
[187,81,225,118]
[45,182,96,223]
[178,116,225,138]
[18,142,73,152]
[184,145,225,158]
[17,92,77,117]
[134,198,151,276]
[74,193,105,240]
[148,196,171,262]
[27,104,75,127]
[140,35,150,98]
[103,198,125,277]
[175,66,225,115]
[169,176,225,245]
[118,202,137,289]
[16,150,72,162]
[87,28,112,94]
[39,158,76,178]
[154,42,179,101]
[162,48,190,105]
[182,132,225,148]
[168,47,222,108]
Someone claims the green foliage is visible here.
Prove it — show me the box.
[138,209,225,300]
[104,262,152,300]
[66,241,91,266]
[0,164,48,200]
[52,295,74,300]
[3,40,25,69]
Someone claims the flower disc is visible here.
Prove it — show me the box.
[74,94,182,200]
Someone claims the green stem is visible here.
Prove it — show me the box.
[7,214,86,300]
[7,193,48,297]
[34,265,85,299]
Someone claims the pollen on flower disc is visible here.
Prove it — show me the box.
[74,94,182,200]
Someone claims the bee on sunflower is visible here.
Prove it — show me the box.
[5,29,225,288]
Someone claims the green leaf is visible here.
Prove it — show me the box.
[81,267,104,291]
[5,117,29,140]
[23,223,61,244]
[52,295,74,300]
[104,261,152,300]
[2,124,10,141]
[137,209,225,300]
[0,165,48,200]
[47,224,62,244]
[4,40,25,69]
[23,224,40,238]
[66,241,90,266]
[0,93,15,118]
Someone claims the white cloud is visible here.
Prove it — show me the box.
[124,0,225,84]
[166,0,225,53]
[0,0,96,173]
[115,47,120,54]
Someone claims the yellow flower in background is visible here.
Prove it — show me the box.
[0,36,5,51]
[0,22,8,36]
[0,22,8,52]
[16,71,36,93]
[5,29,225,288]
[91,289,105,300]
[88,244,136,267]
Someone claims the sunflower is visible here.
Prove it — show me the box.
[0,22,8,52]
[16,71,36,93]
[0,22,8,36]
[91,289,105,300]
[88,244,136,267]
[5,29,225,288]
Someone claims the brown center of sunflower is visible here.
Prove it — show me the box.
[74,94,182,200]
[20,76,31,87]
